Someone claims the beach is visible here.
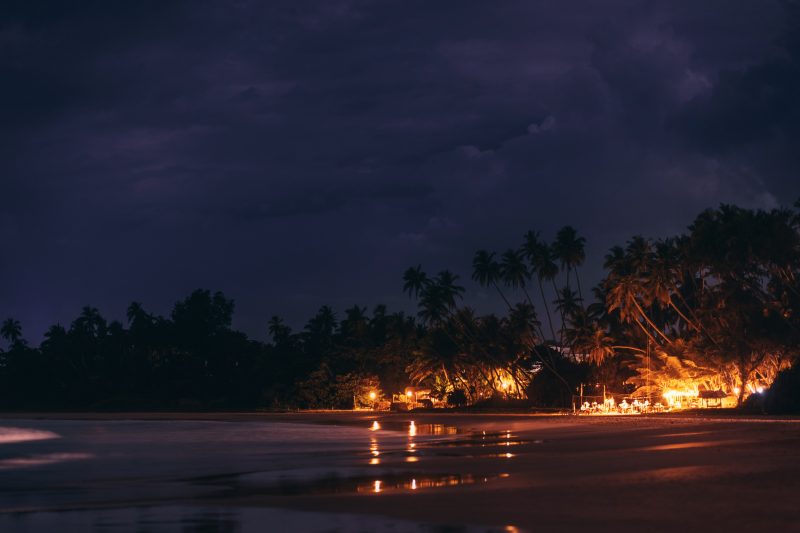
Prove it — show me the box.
[1,412,799,532]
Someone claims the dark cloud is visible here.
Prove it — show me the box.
[1,0,799,340]
[672,4,800,200]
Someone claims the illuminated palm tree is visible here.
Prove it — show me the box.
[606,273,665,345]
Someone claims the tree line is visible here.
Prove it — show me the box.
[1,202,799,411]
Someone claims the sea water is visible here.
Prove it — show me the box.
[0,419,512,532]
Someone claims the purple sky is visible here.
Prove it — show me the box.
[2,0,799,340]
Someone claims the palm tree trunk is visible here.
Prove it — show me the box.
[538,278,558,342]
[492,282,513,310]
[440,363,453,391]
[633,299,672,344]
[611,345,647,353]
[632,318,660,346]
[573,266,585,307]
[551,279,566,346]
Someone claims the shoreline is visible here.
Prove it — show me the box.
[1,413,799,531]
[2,409,798,424]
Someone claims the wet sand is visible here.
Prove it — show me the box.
[1,412,799,532]
[238,413,800,532]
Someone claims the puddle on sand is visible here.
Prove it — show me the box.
[637,440,743,452]
[424,431,538,449]
[368,420,460,436]
[363,424,545,465]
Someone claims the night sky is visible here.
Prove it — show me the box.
[2,1,799,340]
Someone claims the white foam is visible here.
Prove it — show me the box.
[0,426,60,444]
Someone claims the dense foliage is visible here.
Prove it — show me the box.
[1,203,798,411]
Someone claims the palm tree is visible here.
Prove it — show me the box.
[472,250,512,309]
[1,318,22,347]
[553,226,586,301]
[71,307,107,338]
[433,270,465,310]
[268,315,291,344]
[603,245,629,277]
[501,248,552,341]
[416,271,464,326]
[499,249,534,302]
[402,265,430,299]
[606,272,670,346]
[554,287,582,321]
[572,322,616,366]
[523,231,558,341]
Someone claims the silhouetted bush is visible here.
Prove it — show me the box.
[447,389,468,407]
[764,363,800,414]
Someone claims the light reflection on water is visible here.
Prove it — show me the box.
[369,420,459,436]
[207,471,509,497]
[355,473,500,494]
[364,421,526,466]
[0,418,528,530]
[0,452,93,470]
[638,440,733,452]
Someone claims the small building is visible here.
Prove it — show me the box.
[698,389,728,408]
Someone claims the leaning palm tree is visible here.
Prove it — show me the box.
[606,272,671,346]
[523,231,558,341]
[501,248,551,341]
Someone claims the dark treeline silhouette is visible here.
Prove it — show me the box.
[1,202,799,411]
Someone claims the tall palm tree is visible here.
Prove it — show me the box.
[553,226,586,301]
[648,239,706,335]
[501,248,550,341]
[603,245,630,277]
[499,249,532,299]
[402,265,430,299]
[554,287,582,321]
[72,306,107,338]
[606,272,671,345]
[472,250,512,309]
[433,270,465,310]
[523,231,558,341]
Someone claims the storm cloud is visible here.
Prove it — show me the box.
[2,0,799,339]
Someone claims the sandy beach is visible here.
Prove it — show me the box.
[1,412,799,532]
